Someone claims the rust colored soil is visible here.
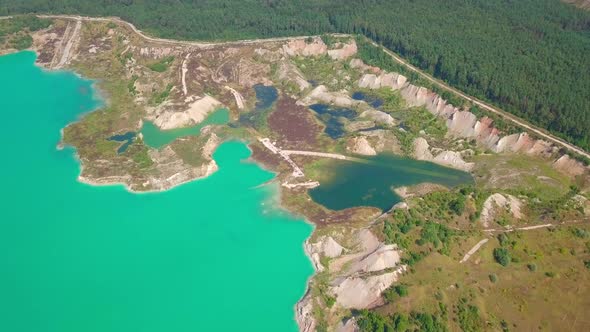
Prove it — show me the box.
[268,97,320,149]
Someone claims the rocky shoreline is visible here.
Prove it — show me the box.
[3,14,589,331]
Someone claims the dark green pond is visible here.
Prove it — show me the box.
[309,154,473,211]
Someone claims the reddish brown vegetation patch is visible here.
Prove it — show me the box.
[268,97,321,149]
[249,142,284,170]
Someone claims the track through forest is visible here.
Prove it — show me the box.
[8,14,590,161]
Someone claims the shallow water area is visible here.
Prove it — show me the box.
[239,84,278,128]
[108,131,136,153]
[141,107,229,149]
[309,153,473,211]
[309,103,357,139]
[0,51,312,332]
[352,91,383,108]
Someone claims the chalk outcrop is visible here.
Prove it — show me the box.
[553,155,587,176]
[355,62,589,177]
[310,236,346,259]
[348,137,377,156]
[283,37,358,61]
[350,58,381,73]
[331,266,406,309]
[480,193,523,228]
[358,72,407,91]
[324,229,406,310]
[327,40,358,60]
[348,244,401,274]
[360,109,395,126]
[283,37,328,57]
[296,291,316,332]
[149,95,222,130]
[299,85,362,108]
[413,138,474,171]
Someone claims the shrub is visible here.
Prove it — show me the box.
[457,298,483,332]
[449,196,466,215]
[527,263,537,272]
[9,34,32,50]
[394,284,409,297]
[493,248,511,266]
[572,228,589,239]
[489,274,498,283]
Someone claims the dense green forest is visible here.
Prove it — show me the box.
[1,0,589,150]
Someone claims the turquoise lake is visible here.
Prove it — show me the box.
[141,108,230,149]
[0,51,312,332]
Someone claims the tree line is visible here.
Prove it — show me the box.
[1,0,589,150]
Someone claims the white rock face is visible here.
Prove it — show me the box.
[413,137,434,160]
[296,291,316,332]
[358,73,407,90]
[299,85,362,108]
[413,138,474,171]
[283,37,327,57]
[433,150,474,172]
[480,193,523,227]
[360,110,395,126]
[356,67,588,176]
[327,40,358,60]
[325,229,406,310]
[348,244,401,274]
[553,155,587,176]
[348,137,377,156]
[311,236,346,258]
[331,266,406,309]
[151,95,222,130]
[358,229,380,252]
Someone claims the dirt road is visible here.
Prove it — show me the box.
[366,39,590,160]
[3,14,588,159]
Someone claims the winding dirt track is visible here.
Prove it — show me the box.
[365,39,590,160]
[4,14,588,159]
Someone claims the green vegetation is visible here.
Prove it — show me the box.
[8,34,32,49]
[0,15,50,49]
[489,273,498,283]
[493,248,511,266]
[356,309,448,332]
[151,83,173,105]
[1,1,590,150]
[384,284,409,302]
[147,56,174,72]
[456,298,483,332]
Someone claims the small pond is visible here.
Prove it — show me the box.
[309,153,473,211]
[107,131,136,154]
[239,84,278,128]
[352,91,383,108]
[308,103,357,139]
[141,108,230,149]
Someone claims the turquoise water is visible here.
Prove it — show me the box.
[309,154,473,211]
[0,51,312,332]
[141,108,230,149]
